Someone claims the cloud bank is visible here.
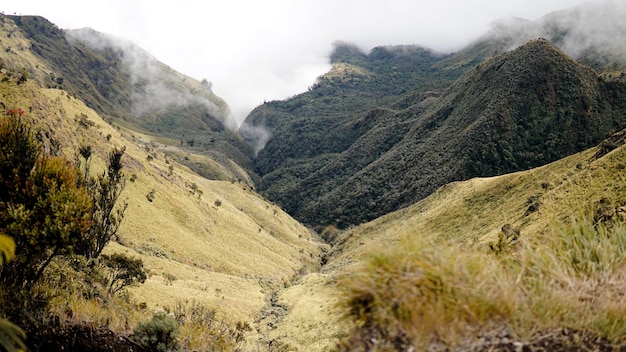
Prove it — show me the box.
[2,0,602,124]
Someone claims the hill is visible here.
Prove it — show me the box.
[249,38,626,229]
[244,1,626,231]
[2,3,626,350]
[0,16,327,351]
[270,124,626,351]
[0,14,254,181]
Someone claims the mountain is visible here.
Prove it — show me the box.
[243,1,626,230]
[2,3,626,350]
[247,38,626,229]
[241,42,461,163]
[0,14,326,351]
[1,15,254,181]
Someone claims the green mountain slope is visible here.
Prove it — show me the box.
[252,39,626,229]
[245,2,626,230]
[241,43,460,163]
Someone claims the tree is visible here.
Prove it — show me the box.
[75,146,128,259]
[100,253,147,295]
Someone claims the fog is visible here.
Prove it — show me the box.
[1,0,608,124]
[66,28,238,130]
[485,1,626,65]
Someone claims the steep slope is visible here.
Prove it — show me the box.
[247,1,626,230]
[241,43,460,160]
[436,1,626,77]
[270,124,626,351]
[0,23,327,350]
[259,39,626,229]
[0,14,253,179]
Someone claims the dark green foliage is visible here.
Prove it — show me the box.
[244,43,460,176]
[0,109,91,299]
[100,253,147,295]
[0,112,39,205]
[250,39,626,229]
[75,147,128,259]
[133,311,180,352]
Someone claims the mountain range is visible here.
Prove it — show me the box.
[242,2,626,230]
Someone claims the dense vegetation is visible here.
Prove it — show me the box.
[243,43,462,175]
[247,39,626,230]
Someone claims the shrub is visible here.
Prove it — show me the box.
[133,311,180,352]
[75,147,128,259]
[147,189,156,202]
[74,113,94,129]
[171,300,248,350]
[100,253,148,295]
[0,111,91,294]
[163,273,176,286]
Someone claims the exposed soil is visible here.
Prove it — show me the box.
[344,327,626,352]
[26,321,143,352]
[459,328,625,352]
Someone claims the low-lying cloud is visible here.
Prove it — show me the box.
[485,1,626,65]
[66,28,238,131]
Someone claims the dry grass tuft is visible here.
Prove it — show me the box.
[339,200,626,350]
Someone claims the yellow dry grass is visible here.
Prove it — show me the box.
[0,15,55,85]
[0,78,327,350]
[328,143,626,348]
[269,273,351,351]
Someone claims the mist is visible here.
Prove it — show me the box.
[3,0,600,126]
[485,1,626,65]
[66,28,238,131]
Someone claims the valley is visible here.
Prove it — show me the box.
[0,2,626,351]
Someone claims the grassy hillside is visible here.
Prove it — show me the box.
[0,64,326,350]
[270,127,626,351]
[0,14,254,181]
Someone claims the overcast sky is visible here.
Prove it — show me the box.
[2,0,598,123]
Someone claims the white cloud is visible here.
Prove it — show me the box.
[1,0,601,123]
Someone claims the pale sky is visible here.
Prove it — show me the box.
[2,0,598,123]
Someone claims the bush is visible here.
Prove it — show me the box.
[100,253,148,295]
[133,311,180,352]
[75,146,128,259]
[0,110,91,295]
[171,300,248,350]
[340,211,626,349]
